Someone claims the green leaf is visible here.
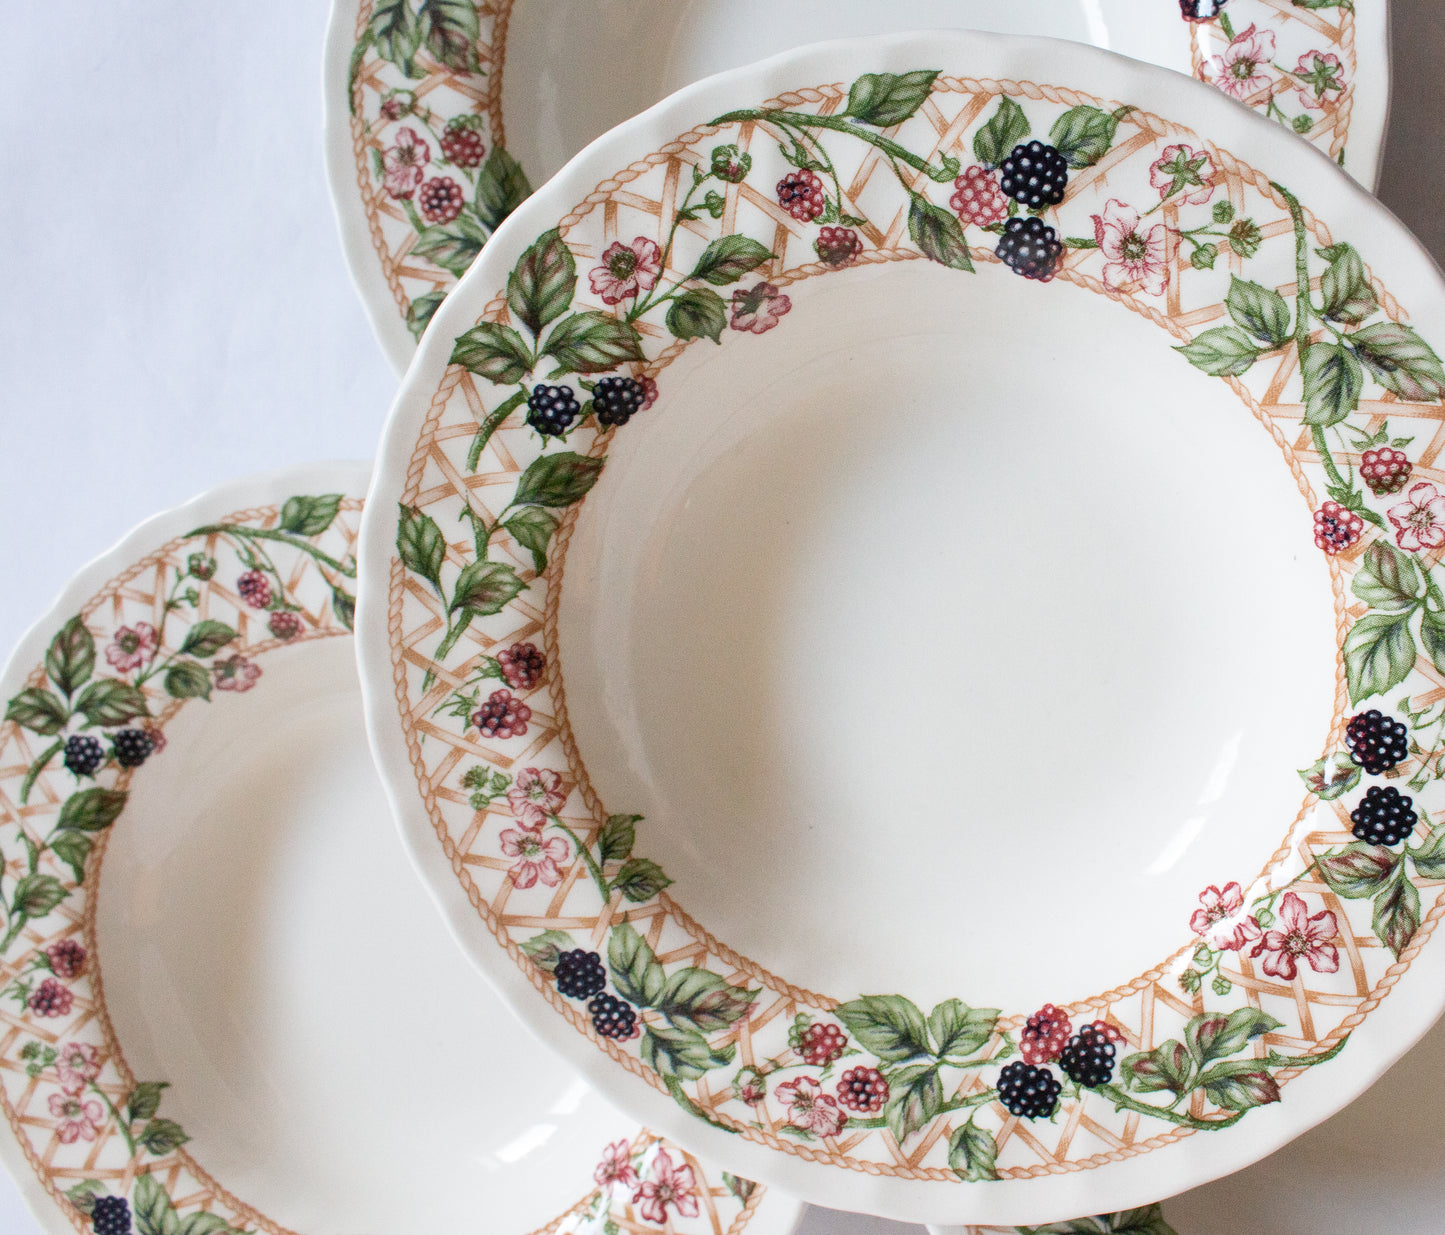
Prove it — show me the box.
[1350,321,1445,401]
[12,874,66,919]
[519,929,577,973]
[1033,1207,1177,1235]
[641,1022,734,1080]
[1409,822,1445,879]
[598,813,639,863]
[1318,244,1377,324]
[449,560,526,615]
[1318,842,1401,898]
[332,589,357,631]
[1184,1008,1282,1066]
[541,311,645,377]
[1200,1065,1281,1112]
[1373,868,1420,958]
[1343,610,1417,704]
[1423,603,1445,675]
[178,620,238,658]
[833,994,931,1064]
[397,506,447,593]
[972,96,1030,167]
[666,287,728,344]
[946,1119,999,1182]
[63,1181,105,1217]
[843,70,939,127]
[58,787,126,832]
[1225,277,1291,346]
[406,290,447,341]
[417,0,480,72]
[610,857,673,903]
[278,494,342,537]
[46,617,95,696]
[927,998,997,1062]
[1120,1040,1193,1095]
[163,659,212,701]
[412,219,487,279]
[1189,243,1218,271]
[907,196,974,271]
[656,967,758,1033]
[178,1215,237,1235]
[508,228,577,338]
[368,0,420,77]
[127,1081,167,1123]
[513,451,605,508]
[5,687,69,735]
[74,679,149,727]
[608,920,666,1007]
[688,235,774,286]
[473,144,532,233]
[450,322,534,384]
[1174,326,1260,377]
[1049,104,1130,169]
[884,1062,942,1143]
[138,1117,190,1157]
[50,831,92,884]
[1297,752,1361,800]
[132,1172,181,1235]
[1352,541,1424,612]
[502,506,560,574]
[1301,340,1363,427]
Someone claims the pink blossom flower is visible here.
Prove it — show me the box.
[1091,199,1168,297]
[632,1148,699,1224]
[105,623,158,673]
[1250,892,1340,981]
[499,828,569,889]
[776,1076,847,1138]
[1294,51,1346,110]
[1149,144,1216,205]
[1389,482,1445,552]
[1189,882,1261,951]
[48,1092,103,1144]
[55,1043,101,1096]
[1205,24,1277,101]
[594,1139,639,1192]
[213,654,261,693]
[506,767,567,829]
[588,237,662,305]
[382,127,430,199]
[729,282,792,334]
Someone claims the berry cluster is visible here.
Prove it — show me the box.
[63,728,160,778]
[237,569,272,609]
[589,992,637,1039]
[1351,784,1418,847]
[951,165,1008,227]
[112,729,155,769]
[526,384,581,437]
[998,1009,1121,1119]
[498,642,546,690]
[1344,710,1419,847]
[1345,710,1409,774]
[1020,1003,1071,1064]
[799,1021,848,1066]
[594,376,647,427]
[554,949,607,999]
[419,176,464,224]
[64,735,104,777]
[268,611,304,641]
[47,940,87,980]
[29,977,73,1018]
[776,169,825,222]
[836,1065,888,1112]
[815,226,863,269]
[1361,447,1412,496]
[996,216,1063,281]
[440,116,487,168]
[1058,1022,1119,1089]
[1312,501,1364,555]
[999,141,1069,210]
[472,689,531,739]
[92,1197,132,1235]
[996,1061,1061,1120]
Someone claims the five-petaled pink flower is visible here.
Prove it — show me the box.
[729,282,791,334]
[213,654,262,693]
[48,1092,103,1144]
[1294,51,1346,110]
[1091,200,1168,297]
[499,828,569,889]
[1250,892,1340,981]
[776,1076,847,1138]
[594,1138,640,1192]
[55,1043,101,1096]
[1189,882,1261,951]
[507,767,567,829]
[1149,144,1217,205]
[1389,482,1445,552]
[382,127,430,199]
[589,237,662,305]
[632,1148,700,1224]
[105,623,158,673]
[1205,24,1277,101]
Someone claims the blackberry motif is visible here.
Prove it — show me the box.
[236,570,272,609]
[92,1197,132,1235]
[1313,501,1364,555]
[1350,784,1418,847]
[1058,1024,1117,1088]
[776,169,825,222]
[29,978,73,1018]
[799,1021,848,1066]
[995,217,1063,281]
[47,939,87,979]
[498,642,546,690]
[1345,710,1410,774]
[836,1066,889,1113]
[589,992,637,1039]
[440,116,487,168]
[64,735,105,777]
[996,1061,1060,1120]
[1361,447,1412,496]
[419,176,465,224]
[268,611,304,641]
[999,141,1069,210]
[1020,1003,1072,1065]
[593,376,647,427]
[472,689,531,740]
[526,385,580,437]
[111,729,155,769]
[815,226,863,268]
[1180,0,1229,19]
[951,165,1008,227]
[554,949,607,999]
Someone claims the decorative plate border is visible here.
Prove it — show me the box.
[357,32,1445,1226]
[323,0,1387,374]
[0,465,787,1235]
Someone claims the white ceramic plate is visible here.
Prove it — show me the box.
[324,0,1389,373]
[357,29,1445,1226]
[0,463,801,1235]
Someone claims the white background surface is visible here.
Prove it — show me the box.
[0,3,1441,1233]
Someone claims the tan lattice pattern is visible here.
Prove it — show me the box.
[382,73,1445,1182]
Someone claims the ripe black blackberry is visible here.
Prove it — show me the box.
[836,1066,889,1113]
[589,992,637,1039]
[92,1196,132,1235]
[996,1061,1060,1119]
[63,735,105,777]
[999,141,1069,210]
[593,376,646,427]
[1058,1024,1117,1089]
[995,216,1063,281]
[1350,785,1418,847]
[554,949,606,999]
[526,385,580,437]
[112,729,155,769]
[1345,710,1410,774]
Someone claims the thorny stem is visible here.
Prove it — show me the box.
[548,814,611,903]
[711,109,959,184]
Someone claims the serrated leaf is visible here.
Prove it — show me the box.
[50,831,92,884]
[1200,1066,1280,1112]
[449,560,526,615]
[508,228,576,337]
[5,687,69,735]
[1318,843,1401,898]
[1297,752,1361,800]
[127,1081,166,1123]
[1033,1207,1177,1235]
[1184,1007,1282,1066]
[46,617,95,696]
[162,660,211,700]
[74,679,149,727]
[133,1172,181,1235]
[972,96,1030,167]
[541,311,645,376]
[58,787,126,832]
[1410,822,1445,879]
[450,322,534,384]
[1373,869,1420,957]
[278,494,342,536]
[884,1062,942,1143]
[1318,243,1377,323]
[1225,277,1291,345]
[138,1117,190,1157]
[63,1181,105,1217]
[946,1120,998,1181]
[608,919,666,1007]
[178,1215,236,1235]
[473,144,532,232]
[1350,321,1445,401]
[1302,340,1364,427]
[1174,326,1260,377]
[519,929,577,973]
[610,857,673,902]
[927,998,997,1062]
[397,505,447,592]
[12,874,66,918]
[1343,610,1417,703]
[178,620,238,658]
[407,290,447,340]
[598,813,639,863]
[1351,541,1424,612]
[656,967,758,1033]
[501,506,560,574]
[418,0,479,73]
[843,70,939,127]
[689,235,774,286]
[1121,1040,1193,1095]
[908,195,973,271]
[641,1023,734,1080]
[666,287,727,344]
[369,0,420,78]
[1049,104,1129,169]
[833,994,931,1063]
[412,219,487,279]
[513,451,605,508]
[332,589,356,630]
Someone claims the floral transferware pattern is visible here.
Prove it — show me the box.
[374,60,1445,1189]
